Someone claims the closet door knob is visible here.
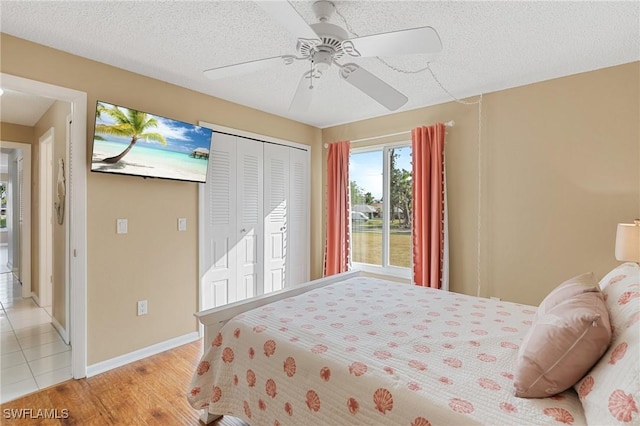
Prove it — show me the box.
[240,228,246,233]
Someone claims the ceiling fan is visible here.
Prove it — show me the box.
[203,1,442,112]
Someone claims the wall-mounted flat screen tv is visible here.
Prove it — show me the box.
[91,101,212,183]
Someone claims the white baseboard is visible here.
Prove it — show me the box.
[86,332,200,377]
[51,316,69,345]
[31,291,41,306]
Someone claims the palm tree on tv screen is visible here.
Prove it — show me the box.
[95,103,167,164]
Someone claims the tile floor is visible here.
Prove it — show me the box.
[0,248,72,403]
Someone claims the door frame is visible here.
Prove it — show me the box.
[1,73,88,379]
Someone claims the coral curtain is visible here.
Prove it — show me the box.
[323,140,351,276]
[412,124,447,288]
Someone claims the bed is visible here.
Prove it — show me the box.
[188,263,640,425]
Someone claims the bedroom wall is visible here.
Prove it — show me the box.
[322,61,640,306]
[33,100,71,330]
[1,122,34,144]
[1,34,323,364]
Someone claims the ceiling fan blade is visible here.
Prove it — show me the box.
[342,26,442,58]
[340,64,408,111]
[256,1,319,41]
[289,71,316,112]
[204,56,287,80]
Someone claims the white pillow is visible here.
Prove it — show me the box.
[575,262,640,424]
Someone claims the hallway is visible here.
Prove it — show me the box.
[0,246,71,403]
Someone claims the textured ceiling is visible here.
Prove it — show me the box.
[1,1,638,128]
[0,89,56,126]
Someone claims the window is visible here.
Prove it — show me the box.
[0,182,6,229]
[349,144,412,276]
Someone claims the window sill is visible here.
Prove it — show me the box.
[351,262,411,282]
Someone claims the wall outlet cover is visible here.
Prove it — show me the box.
[137,300,148,316]
[117,218,128,234]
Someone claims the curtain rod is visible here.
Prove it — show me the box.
[325,120,455,148]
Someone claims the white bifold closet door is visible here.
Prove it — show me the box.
[201,133,308,310]
[263,144,289,293]
[202,133,263,307]
[263,144,309,294]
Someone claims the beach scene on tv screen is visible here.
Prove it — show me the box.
[91,101,211,182]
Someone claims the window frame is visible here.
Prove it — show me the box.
[349,142,412,279]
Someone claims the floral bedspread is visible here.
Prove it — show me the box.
[188,276,586,425]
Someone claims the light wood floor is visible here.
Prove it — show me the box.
[0,339,249,425]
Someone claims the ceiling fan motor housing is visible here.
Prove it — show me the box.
[303,22,349,68]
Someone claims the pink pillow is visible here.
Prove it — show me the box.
[514,279,611,398]
[534,272,598,321]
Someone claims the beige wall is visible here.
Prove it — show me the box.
[323,62,639,306]
[33,100,71,329]
[1,34,323,364]
[1,122,34,144]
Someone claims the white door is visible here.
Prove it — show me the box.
[16,156,23,282]
[288,147,309,286]
[263,144,290,293]
[199,126,311,309]
[201,132,237,309]
[235,138,263,300]
[39,129,54,308]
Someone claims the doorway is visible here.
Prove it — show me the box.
[0,73,87,381]
[1,143,32,297]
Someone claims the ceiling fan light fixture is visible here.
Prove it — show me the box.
[316,62,330,73]
[312,49,333,72]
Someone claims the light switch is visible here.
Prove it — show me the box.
[178,217,187,231]
[117,218,128,234]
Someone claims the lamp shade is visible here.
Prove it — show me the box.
[615,221,640,262]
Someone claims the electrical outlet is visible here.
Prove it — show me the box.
[178,217,187,231]
[117,218,128,234]
[137,300,148,316]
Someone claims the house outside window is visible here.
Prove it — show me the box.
[349,144,412,278]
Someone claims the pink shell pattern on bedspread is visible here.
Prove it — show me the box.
[608,390,639,423]
[373,388,394,414]
[186,277,588,425]
[578,376,594,400]
[608,342,628,365]
[543,407,575,424]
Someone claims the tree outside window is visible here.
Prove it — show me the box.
[349,145,412,272]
